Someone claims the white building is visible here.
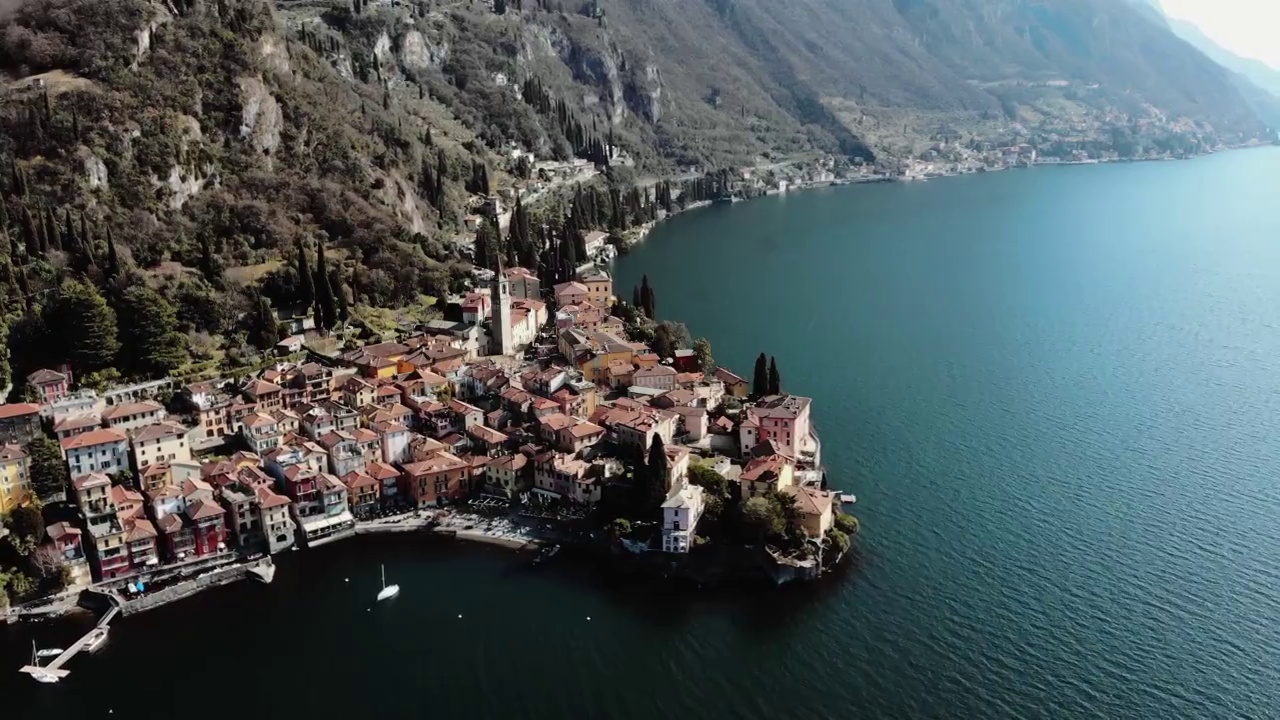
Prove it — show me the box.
[61,428,130,479]
[661,482,705,554]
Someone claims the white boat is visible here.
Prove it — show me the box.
[375,564,399,602]
[84,627,109,653]
[35,648,65,659]
[29,641,61,684]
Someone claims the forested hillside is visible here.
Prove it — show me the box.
[0,0,1269,392]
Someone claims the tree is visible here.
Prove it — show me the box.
[27,435,69,503]
[693,337,714,373]
[651,320,691,360]
[248,293,280,351]
[104,226,120,279]
[768,356,781,395]
[48,280,119,375]
[632,285,641,308]
[834,512,859,536]
[473,222,492,270]
[606,517,631,542]
[645,433,669,510]
[295,239,314,310]
[7,504,43,543]
[827,527,851,556]
[689,463,729,499]
[116,285,189,378]
[752,353,768,397]
[639,274,655,319]
[742,496,785,542]
[314,242,337,330]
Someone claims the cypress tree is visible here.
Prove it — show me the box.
[43,206,59,251]
[296,239,314,310]
[334,273,350,323]
[752,353,768,397]
[21,205,38,255]
[768,356,781,396]
[632,285,641,308]
[434,149,448,207]
[314,241,337,330]
[646,434,669,510]
[473,222,491,271]
[79,212,95,265]
[104,226,120,279]
[249,293,279,351]
[61,208,77,252]
[639,274,655,319]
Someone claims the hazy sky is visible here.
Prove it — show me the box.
[1160,0,1280,69]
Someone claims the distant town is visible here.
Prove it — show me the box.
[1,253,856,630]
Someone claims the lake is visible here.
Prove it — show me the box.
[7,148,1280,718]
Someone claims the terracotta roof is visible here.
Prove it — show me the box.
[565,420,605,439]
[242,413,277,429]
[366,461,400,480]
[102,400,164,421]
[530,397,559,410]
[186,499,224,521]
[0,402,40,419]
[158,513,185,533]
[783,484,833,517]
[27,368,67,384]
[340,470,378,489]
[469,424,508,444]
[490,454,528,472]
[255,485,291,509]
[539,413,576,432]
[46,521,81,541]
[54,415,102,432]
[131,422,188,443]
[713,367,747,385]
[402,450,469,475]
[371,421,410,435]
[61,427,127,450]
[110,484,143,506]
[448,399,482,415]
[635,365,677,378]
[741,454,792,483]
[146,484,184,503]
[0,443,28,462]
[124,517,158,541]
[247,379,284,396]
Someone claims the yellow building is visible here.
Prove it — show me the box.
[0,444,31,515]
[130,422,193,471]
[738,453,795,499]
[576,267,614,307]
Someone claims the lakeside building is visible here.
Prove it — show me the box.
[0,444,31,514]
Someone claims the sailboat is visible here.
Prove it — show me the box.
[375,564,399,602]
[30,641,61,684]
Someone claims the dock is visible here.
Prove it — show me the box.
[19,601,119,681]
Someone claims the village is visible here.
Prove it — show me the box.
[0,255,855,617]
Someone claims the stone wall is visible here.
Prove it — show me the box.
[120,561,261,615]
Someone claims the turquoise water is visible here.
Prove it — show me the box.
[6,148,1280,718]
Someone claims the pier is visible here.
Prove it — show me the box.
[19,599,120,681]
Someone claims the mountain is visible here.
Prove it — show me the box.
[0,0,1270,386]
[1165,17,1280,99]
[1163,16,1280,128]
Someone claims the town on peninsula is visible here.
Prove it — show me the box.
[1,202,858,667]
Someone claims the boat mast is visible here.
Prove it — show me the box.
[381,564,386,590]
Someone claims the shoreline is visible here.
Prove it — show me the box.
[618,142,1276,249]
